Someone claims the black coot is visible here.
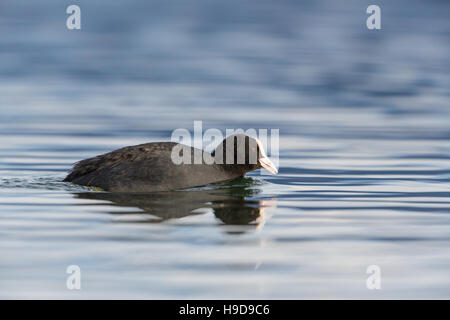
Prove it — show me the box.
[64,134,277,192]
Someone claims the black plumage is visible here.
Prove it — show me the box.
[64,134,277,192]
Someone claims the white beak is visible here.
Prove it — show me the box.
[258,157,278,174]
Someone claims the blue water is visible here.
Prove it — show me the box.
[0,0,449,298]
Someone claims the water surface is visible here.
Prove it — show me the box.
[0,0,449,299]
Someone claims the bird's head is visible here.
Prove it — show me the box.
[212,134,278,175]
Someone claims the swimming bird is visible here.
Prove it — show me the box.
[64,134,277,192]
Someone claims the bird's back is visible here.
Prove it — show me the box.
[64,142,236,192]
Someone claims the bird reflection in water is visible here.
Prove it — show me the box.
[74,177,276,233]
